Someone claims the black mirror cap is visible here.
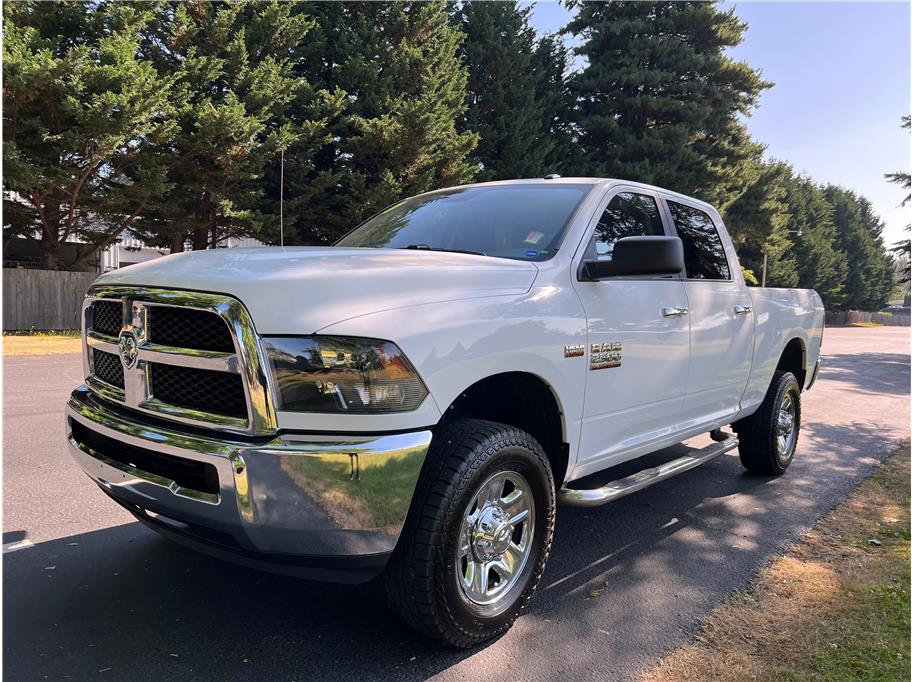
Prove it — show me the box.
[580,236,685,280]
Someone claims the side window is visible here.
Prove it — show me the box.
[667,200,731,280]
[592,192,665,261]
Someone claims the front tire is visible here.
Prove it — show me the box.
[383,419,555,648]
[733,370,801,475]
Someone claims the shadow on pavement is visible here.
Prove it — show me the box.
[6,421,894,682]
[821,351,910,397]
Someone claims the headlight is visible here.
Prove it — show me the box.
[263,336,428,413]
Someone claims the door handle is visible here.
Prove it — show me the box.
[734,305,753,315]
[662,306,688,318]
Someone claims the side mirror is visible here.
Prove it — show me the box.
[580,236,685,280]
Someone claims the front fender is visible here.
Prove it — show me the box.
[316,289,588,471]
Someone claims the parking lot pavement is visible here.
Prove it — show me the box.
[3,327,909,681]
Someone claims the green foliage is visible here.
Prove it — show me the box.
[724,162,797,288]
[824,185,895,311]
[782,174,848,308]
[454,1,572,180]
[566,0,769,207]
[3,0,176,269]
[264,1,477,245]
[128,0,330,251]
[1,0,899,307]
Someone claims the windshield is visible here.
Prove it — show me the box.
[335,184,592,261]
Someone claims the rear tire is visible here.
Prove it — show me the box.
[733,370,801,475]
[382,419,555,648]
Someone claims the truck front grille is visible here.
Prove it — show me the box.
[82,288,276,435]
[150,363,247,418]
[92,300,123,337]
[148,306,235,353]
[93,348,124,388]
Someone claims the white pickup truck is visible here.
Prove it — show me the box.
[67,178,824,647]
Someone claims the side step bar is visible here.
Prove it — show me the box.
[558,434,739,507]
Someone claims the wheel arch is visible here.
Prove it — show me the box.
[438,371,570,487]
[776,336,808,390]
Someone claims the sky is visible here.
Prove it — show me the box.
[527,1,911,247]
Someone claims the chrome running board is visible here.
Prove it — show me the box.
[558,434,739,507]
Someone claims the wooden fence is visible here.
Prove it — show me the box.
[825,310,911,327]
[3,268,98,331]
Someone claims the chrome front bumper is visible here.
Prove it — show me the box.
[66,386,431,582]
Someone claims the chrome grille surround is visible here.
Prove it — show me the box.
[82,286,277,435]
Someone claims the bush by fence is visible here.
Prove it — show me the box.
[3,268,98,331]
[825,310,911,326]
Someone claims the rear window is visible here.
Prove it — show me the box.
[667,200,731,280]
[336,184,592,261]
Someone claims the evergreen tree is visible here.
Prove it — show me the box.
[455,1,568,180]
[566,1,769,206]
[2,1,176,269]
[824,185,894,311]
[723,162,797,287]
[129,1,331,251]
[781,172,848,308]
[532,34,581,175]
[279,1,477,244]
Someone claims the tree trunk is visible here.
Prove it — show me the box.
[192,192,213,250]
[39,238,60,270]
[170,234,185,253]
[192,225,208,251]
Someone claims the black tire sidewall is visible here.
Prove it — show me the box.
[437,443,553,639]
[773,376,801,470]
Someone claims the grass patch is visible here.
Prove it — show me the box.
[281,446,426,531]
[849,321,884,327]
[643,444,911,682]
[3,331,81,355]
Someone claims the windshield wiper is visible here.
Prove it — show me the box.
[400,244,487,257]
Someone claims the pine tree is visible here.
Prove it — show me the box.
[2,1,176,269]
[532,34,581,175]
[824,186,895,311]
[130,1,331,251]
[781,173,848,308]
[723,162,797,287]
[455,1,568,180]
[566,1,769,205]
[279,1,477,244]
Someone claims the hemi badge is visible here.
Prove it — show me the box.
[564,344,585,358]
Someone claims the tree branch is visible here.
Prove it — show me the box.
[72,196,150,267]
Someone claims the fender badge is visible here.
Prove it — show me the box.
[564,344,585,358]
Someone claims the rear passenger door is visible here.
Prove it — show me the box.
[664,198,753,426]
[572,188,691,474]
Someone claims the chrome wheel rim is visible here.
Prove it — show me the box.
[776,391,798,460]
[456,470,535,607]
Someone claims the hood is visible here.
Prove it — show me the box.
[95,247,539,334]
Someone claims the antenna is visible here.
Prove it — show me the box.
[279,148,285,247]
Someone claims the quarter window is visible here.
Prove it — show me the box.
[667,201,731,280]
[592,192,665,261]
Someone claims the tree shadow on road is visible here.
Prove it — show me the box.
[3,425,906,682]
[821,351,910,396]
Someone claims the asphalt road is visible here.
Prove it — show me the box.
[3,327,909,681]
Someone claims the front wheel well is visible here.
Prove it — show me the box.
[776,338,807,389]
[438,372,569,487]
